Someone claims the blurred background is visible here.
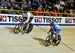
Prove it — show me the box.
[0,0,75,17]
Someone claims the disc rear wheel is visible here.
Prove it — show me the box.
[23,23,33,33]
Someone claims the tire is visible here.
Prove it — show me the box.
[45,35,51,46]
[23,23,33,33]
[55,35,61,46]
[14,23,22,34]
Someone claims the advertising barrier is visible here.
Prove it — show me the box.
[0,14,75,26]
[33,16,75,26]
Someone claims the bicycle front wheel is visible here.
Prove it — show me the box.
[14,23,22,34]
[45,35,51,46]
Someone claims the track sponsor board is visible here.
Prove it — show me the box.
[0,14,75,26]
[33,16,63,24]
[0,14,22,23]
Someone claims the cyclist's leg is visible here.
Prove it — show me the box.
[23,17,33,31]
[45,32,54,46]
[28,17,33,23]
[48,32,54,45]
[53,29,61,46]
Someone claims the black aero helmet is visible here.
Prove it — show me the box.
[50,21,54,26]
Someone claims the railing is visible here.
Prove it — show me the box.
[0,8,75,17]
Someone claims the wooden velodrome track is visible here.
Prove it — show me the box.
[0,26,75,53]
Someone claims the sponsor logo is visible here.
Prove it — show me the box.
[34,17,62,23]
[0,15,22,22]
[65,18,72,23]
[2,16,7,22]
[0,16,7,22]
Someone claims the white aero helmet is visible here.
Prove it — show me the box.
[27,12,33,17]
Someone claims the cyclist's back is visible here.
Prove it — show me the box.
[22,12,33,24]
[53,23,61,30]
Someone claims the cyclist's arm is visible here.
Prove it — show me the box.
[48,27,52,33]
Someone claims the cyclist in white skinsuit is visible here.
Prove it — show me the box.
[22,12,33,24]
[22,12,33,31]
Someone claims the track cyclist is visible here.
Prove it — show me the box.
[47,21,61,46]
